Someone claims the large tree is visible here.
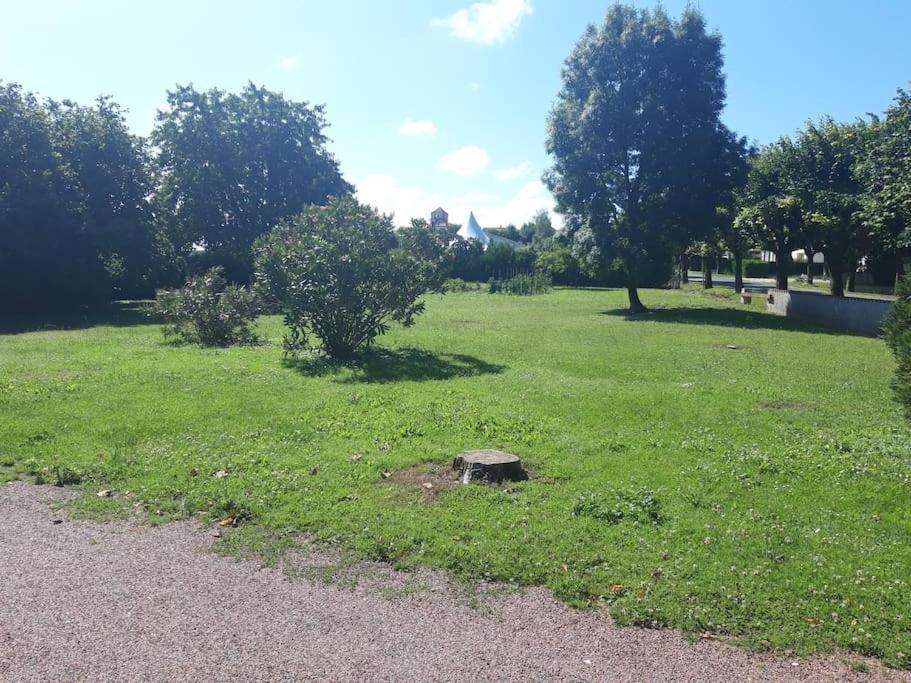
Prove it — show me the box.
[519,209,556,243]
[791,118,869,297]
[736,141,804,290]
[153,83,351,281]
[857,89,911,289]
[544,4,743,312]
[0,83,157,310]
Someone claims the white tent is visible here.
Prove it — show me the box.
[456,212,491,247]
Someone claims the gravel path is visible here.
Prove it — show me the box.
[0,482,900,682]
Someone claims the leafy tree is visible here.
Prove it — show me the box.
[688,238,722,289]
[50,96,160,297]
[0,83,157,310]
[791,118,869,297]
[153,83,350,281]
[736,142,804,290]
[545,4,743,312]
[449,237,486,281]
[718,202,754,295]
[254,196,446,360]
[486,224,523,242]
[857,90,911,289]
[519,209,556,243]
[534,237,588,286]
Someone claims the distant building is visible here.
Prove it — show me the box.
[430,207,449,231]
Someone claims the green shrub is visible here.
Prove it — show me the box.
[488,272,552,295]
[743,259,771,278]
[254,196,447,360]
[884,276,911,419]
[444,278,484,293]
[151,266,259,346]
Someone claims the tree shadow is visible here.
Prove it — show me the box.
[0,301,151,335]
[599,306,869,337]
[283,346,507,384]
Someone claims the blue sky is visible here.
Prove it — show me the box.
[2,0,909,228]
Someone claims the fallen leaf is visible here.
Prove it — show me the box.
[382,471,392,479]
[96,489,113,498]
[801,616,820,624]
[218,516,236,527]
[214,470,228,479]
[212,531,221,538]
[700,633,720,641]
[422,482,433,489]
[561,563,569,573]
[350,453,364,462]
[610,584,624,595]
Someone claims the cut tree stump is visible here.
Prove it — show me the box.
[452,450,527,484]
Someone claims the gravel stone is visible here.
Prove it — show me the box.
[0,482,898,682]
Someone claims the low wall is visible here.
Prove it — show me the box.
[766,288,893,336]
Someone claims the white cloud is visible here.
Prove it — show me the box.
[494,161,531,181]
[439,145,491,176]
[433,0,533,45]
[274,55,303,70]
[355,175,558,229]
[398,118,438,137]
[469,82,482,91]
[356,175,445,225]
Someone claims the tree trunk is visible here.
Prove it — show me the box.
[625,257,648,313]
[847,266,856,293]
[896,252,905,292]
[453,450,527,484]
[775,249,789,290]
[805,247,815,284]
[680,252,689,285]
[733,253,744,295]
[627,286,647,314]
[831,268,846,297]
[703,254,714,289]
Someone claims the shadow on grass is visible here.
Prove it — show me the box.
[0,301,151,335]
[283,346,507,384]
[599,306,866,336]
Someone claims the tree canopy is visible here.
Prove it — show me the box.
[0,83,158,311]
[153,83,351,281]
[545,3,746,312]
[858,89,911,286]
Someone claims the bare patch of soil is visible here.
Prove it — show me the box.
[384,460,462,501]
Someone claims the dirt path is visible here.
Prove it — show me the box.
[0,482,899,682]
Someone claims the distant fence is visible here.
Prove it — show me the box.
[766,289,893,336]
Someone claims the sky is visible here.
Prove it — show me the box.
[1,0,909,228]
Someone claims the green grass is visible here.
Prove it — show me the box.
[1,288,909,666]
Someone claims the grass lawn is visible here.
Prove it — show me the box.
[1,287,909,666]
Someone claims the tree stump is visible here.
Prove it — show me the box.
[452,450,527,484]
